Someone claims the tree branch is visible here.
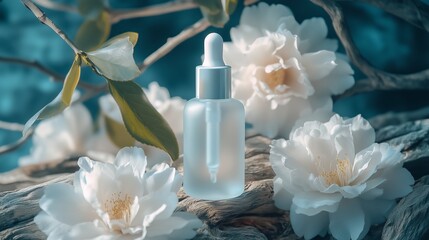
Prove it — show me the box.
[369,105,429,130]
[311,0,429,98]
[337,0,429,31]
[33,0,77,13]
[0,56,106,92]
[0,121,34,155]
[0,56,62,81]
[109,0,198,24]
[139,18,210,72]
[21,0,80,54]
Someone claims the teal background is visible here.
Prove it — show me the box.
[1,0,429,171]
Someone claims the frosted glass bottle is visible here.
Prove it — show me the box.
[183,33,245,200]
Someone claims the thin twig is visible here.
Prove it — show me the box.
[33,0,77,13]
[139,18,210,72]
[0,56,62,81]
[109,0,198,23]
[0,121,34,154]
[0,56,106,92]
[311,0,429,98]
[21,0,80,54]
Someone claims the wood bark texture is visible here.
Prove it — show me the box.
[1,119,429,239]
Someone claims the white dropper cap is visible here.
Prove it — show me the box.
[203,33,225,67]
[196,33,231,99]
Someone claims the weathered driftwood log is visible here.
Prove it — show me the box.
[382,175,429,240]
[1,119,429,239]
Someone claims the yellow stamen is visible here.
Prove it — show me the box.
[320,159,352,186]
[104,192,133,222]
[265,68,296,90]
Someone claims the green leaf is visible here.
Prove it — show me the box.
[75,10,111,52]
[103,113,135,148]
[194,0,229,27]
[107,80,179,160]
[222,0,238,15]
[23,55,82,135]
[86,35,140,81]
[77,0,105,19]
[102,32,138,48]
[61,55,82,105]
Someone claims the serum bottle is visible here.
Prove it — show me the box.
[183,33,245,200]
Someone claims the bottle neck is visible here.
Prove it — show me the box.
[196,65,231,99]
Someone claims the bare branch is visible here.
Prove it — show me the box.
[0,121,34,154]
[369,105,429,130]
[21,0,80,54]
[33,0,77,13]
[337,0,429,31]
[109,0,198,23]
[311,0,429,98]
[0,56,62,81]
[139,18,210,72]
[0,56,107,92]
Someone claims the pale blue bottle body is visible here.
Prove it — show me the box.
[183,98,245,200]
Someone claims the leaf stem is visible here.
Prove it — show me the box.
[109,0,198,23]
[21,0,80,54]
[139,18,210,72]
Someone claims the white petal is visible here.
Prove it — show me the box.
[34,212,70,237]
[290,204,329,239]
[115,147,147,178]
[329,199,365,240]
[272,177,293,211]
[379,166,414,199]
[77,157,119,209]
[270,139,315,173]
[144,163,180,194]
[338,184,366,199]
[99,94,122,123]
[293,191,342,216]
[87,37,140,81]
[19,104,92,166]
[224,42,247,68]
[63,222,114,240]
[231,71,256,102]
[302,127,337,167]
[246,93,314,138]
[231,2,295,47]
[351,144,382,184]
[360,199,395,225]
[133,192,177,227]
[297,18,335,52]
[331,123,355,162]
[376,142,404,168]
[319,56,354,95]
[39,183,97,225]
[142,144,174,168]
[301,50,337,81]
[345,115,375,153]
[146,212,202,239]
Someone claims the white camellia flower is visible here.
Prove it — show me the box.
[35,147,202,239]
[270,114,414,240]
[224,3,355,138]
[19,103,93,166]
[87,82,185,166]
